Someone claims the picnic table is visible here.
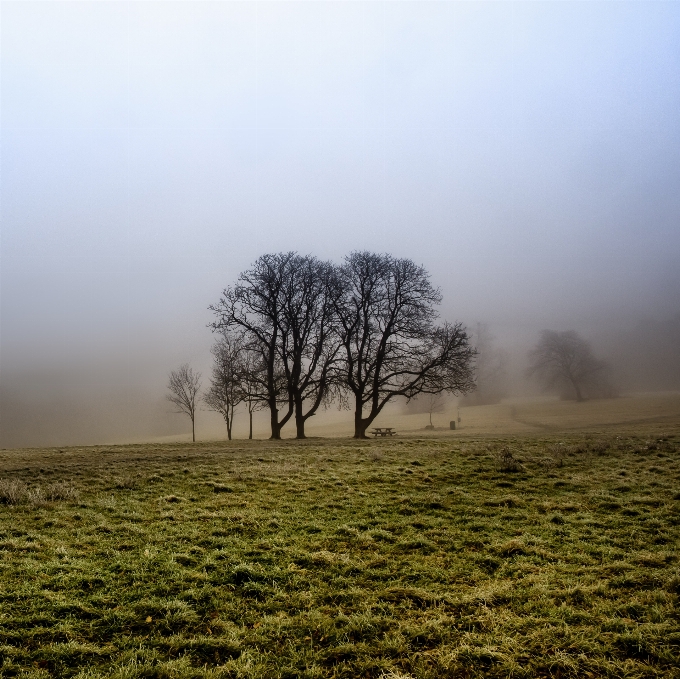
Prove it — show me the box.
[371,427,396,437]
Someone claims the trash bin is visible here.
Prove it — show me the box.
[449,421,456,430]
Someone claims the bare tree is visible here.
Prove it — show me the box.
[210,253,295,439]
[167,364,201,442]
[277,255,342,438]
[425,392,447,428]
[203,333,244,440]
[527,330,608,402]
[463,323,509,405]
[402,391,448,427]
[334,252,475,438]
[239,349,266,439]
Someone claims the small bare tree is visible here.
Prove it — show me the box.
[167,364,201,442]
[238,348,266,439]
[425,392,447,428]
[204,334,244,440]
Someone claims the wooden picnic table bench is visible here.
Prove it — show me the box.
[371,427,396,437]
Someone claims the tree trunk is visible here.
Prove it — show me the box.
[295,416,306,439]
[269,404,281,440]
[353,404,369,439]
[568,374,584,402]
[574,382,584,402]
[294,396,306,439]
[354,419,369,439]
[249,409,253,439]
[191,416,195,443]
[353,391,384,438]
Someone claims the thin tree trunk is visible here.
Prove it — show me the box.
[249,409,253,439]
[192,416,195,443]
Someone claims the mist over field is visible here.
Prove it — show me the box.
[1,1,679,448]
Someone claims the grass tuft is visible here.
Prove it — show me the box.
[496,446,523,472]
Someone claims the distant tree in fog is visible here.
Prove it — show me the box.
[334,252,476,438]
[403,391,449,427]
[527,330,610,402]
[426,392,447,428]
[463,323,509,406]
[167,364,201,442]
[204,334,244,440]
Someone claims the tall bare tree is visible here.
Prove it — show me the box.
[167,364,201,442]
[334,252,475,438]
[277,255,342,438]
[204,333,244,440]
[210,253,294,439]
[527,330,608,402]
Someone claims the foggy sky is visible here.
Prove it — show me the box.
[1,1,679,447]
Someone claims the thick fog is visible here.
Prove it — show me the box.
[1,2,679,448]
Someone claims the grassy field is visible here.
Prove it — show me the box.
[1,426,679,677]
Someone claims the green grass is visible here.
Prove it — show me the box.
[0,433,679,678]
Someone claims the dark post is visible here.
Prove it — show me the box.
[449,421,456,430]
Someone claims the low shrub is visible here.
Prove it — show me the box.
[496,447,523,473]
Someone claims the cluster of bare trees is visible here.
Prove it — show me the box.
[167,258,621,442]
[170,251,474,441]
[166,342,261,443]
[203,333,262,440]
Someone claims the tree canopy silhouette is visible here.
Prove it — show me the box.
[527,330,609,402]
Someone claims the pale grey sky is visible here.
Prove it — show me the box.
[1,1,679,445]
